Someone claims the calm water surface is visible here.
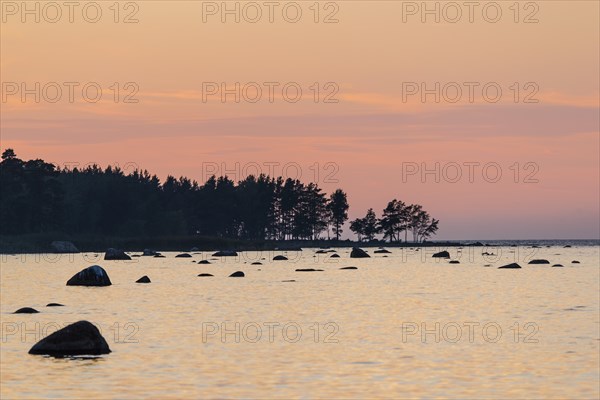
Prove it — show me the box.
[1,245,599,399]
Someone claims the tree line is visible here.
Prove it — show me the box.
[0,149,439,242]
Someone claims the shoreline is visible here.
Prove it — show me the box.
[1,234,597,255]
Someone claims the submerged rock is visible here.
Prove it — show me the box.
[374,249,391,254]
[273,255,288,261]
[136,276,151,283]
[350,247,370,258]
[176,253,192,258]
[330,253,341,258]
[51,241,79,254]
[104,248,131,261]
[213,250,238,257]
[198,273,214,277]
[432,251,450,258]
[198,260,211,265]
[528,259,550,264]
[153,254,165,258]
[29,321,111,356]
[552,264,564,268]
[46,303,64,307]
[142,249,158,256]
[498,263,522,269]
[282,280,296,282]
[229,271,245,277]
[251,262,262,265]
[563,245,572,248]
[66,265,112,287]
[340,266,358,270]
[572,260,581,264]
[449,260,460,264]
[14,307,39,314]
[296,268,323,272]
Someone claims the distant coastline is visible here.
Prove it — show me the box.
[0,234,598,254]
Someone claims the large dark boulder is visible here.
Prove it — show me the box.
[273,255,288,261]
[51,241,79,254]
[14,307,39,314]
[432,251,450,258]
[528,259,550,264]
[104,248,131,261]
[350,247,370,258]
[29,321,111,356]
[229,271,245,277]
[213,250,238,257]
[498,263,522,269]
[66,265,112,287]
[136,276,151,283]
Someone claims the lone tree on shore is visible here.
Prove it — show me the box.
[327,189,349,240]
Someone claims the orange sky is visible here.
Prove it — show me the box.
[1,1,599,239]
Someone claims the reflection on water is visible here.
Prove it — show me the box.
[1,245,599,399]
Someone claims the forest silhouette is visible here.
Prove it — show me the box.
[0,149,439,243]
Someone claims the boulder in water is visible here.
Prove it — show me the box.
[213,250,238,257]
[449,260,460,264]
[229,271,245,277]
[296,268,323,272]
[552,264,564,268]
[432,251,450,258]
[154,254,165,258]
[498,263,521,269]
[572,260,580,264]
[198,260,211,265]
[374,249,391,254]
[142,249,157,256]
[198,273,214,277]
[176,253,192,258]
[528,259,550,264]
[136,276,151,283]
[330,253,341,258]
[273,255,288,261]
[14,307,39,314]
[251,262,262,265]
[340,266,358,270]
[104,248,131,261]
[350,247,370,258]
[46,303,64,307]
[29,321,111,356]
[51,241,79,254]
[66,265,112,286]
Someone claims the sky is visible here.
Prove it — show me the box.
[1,1,599,239]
